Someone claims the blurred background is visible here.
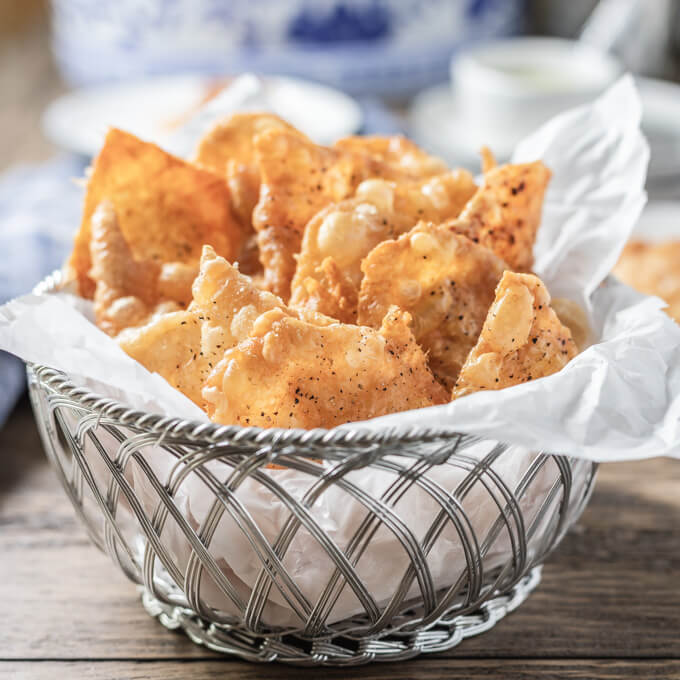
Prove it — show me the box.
[5,0,680,171]
[2,0,680,425]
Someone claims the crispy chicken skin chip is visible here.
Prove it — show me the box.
[117,246,334,408]
[358,222,507,390]
[289,172,477,321]
[334,135,448,178]
[452,272,577,399]
[614,240,680,322]
[90,201,197,336]
[117,246,284,407]
[203,307,448,428]
[194,112,301,239]
[191,245,286,362]
[252,129,423,299]
[451,161,551,272]
[67,128,243,298]
[118,310,207,407]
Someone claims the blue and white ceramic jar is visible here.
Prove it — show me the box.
[50,0,524,96]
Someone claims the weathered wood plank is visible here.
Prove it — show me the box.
[2,659,680,680]
[2,401,680,663]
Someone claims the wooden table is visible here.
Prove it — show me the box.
[2,17,680,680]
[2,400,680,679]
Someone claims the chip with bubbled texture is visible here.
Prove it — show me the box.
[117,245,285,407]
[67,128,243,299]
[252,129,432,300]
[194,112,300,228]
[358,222,507,390]
[452,272,578,399]
[289,171,477,322]
[118,246,336,409]
[203,306,448,429]
[90,201,197,336]
[450,160,551,272]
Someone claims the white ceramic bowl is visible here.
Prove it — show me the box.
[450,37,621,154]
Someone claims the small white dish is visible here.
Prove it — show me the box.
[451,37,621,156]
[410,37,621,167]
[410,74,680,179]
[42,74,363,157]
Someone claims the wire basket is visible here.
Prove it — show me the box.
[27,364,597,665]
[26,276,598,666]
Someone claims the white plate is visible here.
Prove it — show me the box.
[42,74,363,157]
[409,76,680,178]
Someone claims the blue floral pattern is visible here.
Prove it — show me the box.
[50,0,522,96]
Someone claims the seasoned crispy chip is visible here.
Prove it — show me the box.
[334,135,447,177]
[358,222,507,389]
[614,240,680,322]
[203,307,448,428]
[450,161,551,272]
[117,245,286,406]
[252,129,420,299]
[67,128,243,298]
[191,245,285,363]
[90,201,197,336]
[118,310,207,406]
[290,257,359,324]
[452,272,577,398]
[194,112,300,230]
[289,172,477,321]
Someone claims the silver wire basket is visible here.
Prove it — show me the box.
[26,276,598,666]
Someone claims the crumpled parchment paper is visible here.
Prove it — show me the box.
[0,75,675,463]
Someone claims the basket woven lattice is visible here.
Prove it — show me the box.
[27,357,597,666]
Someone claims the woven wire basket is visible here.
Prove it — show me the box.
[26,276,598,666]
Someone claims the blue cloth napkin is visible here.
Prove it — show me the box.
[0,154,86,426]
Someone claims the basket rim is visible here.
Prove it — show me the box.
[30,270,481,448]
[29,362,476,447]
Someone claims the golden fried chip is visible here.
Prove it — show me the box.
[118,310,207,407]
[450,161,551,272]
[117,244,287,406]
[452,272,577,398]
[90,201,197,336]
[358,222,506,389]
[290,257,359,324]
[614,240,680,322]
[191,245,286,363]
[289,172,477,321]
[252,129,419,299]
[194,112,301,229]
[334,135,447,177]
[203,307,448,428]
[67,128,243,298]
